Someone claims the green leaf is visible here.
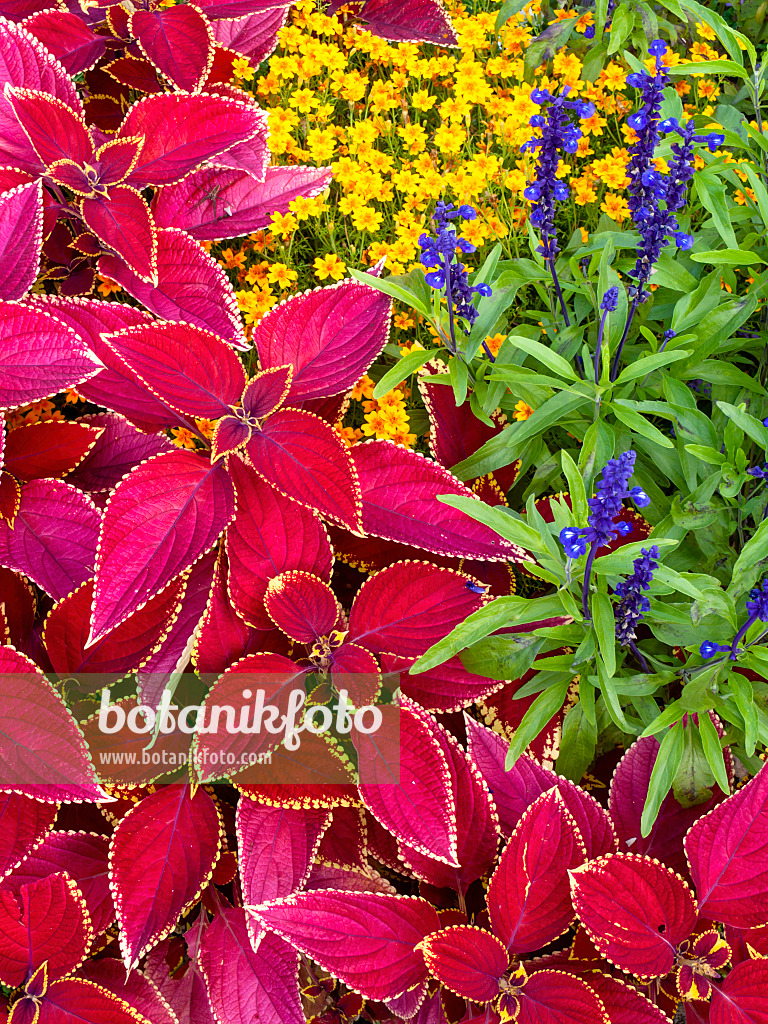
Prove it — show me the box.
[678,0,755,65]
[716,401,768,449]
[524,19,577,78]
[683,360,765,394]
[607,3,632,53]
[347,266,432,316]
[495,0,528,32]
[411,594,567,673]
[729,518,768,600]
[610,401,675,448]
[436,495,548,554]
[561,450,587,524]
[597,656,630,730]
[504,677,572,768]
[690,249,766,266]
[592,593,617,678]
[459,634,545,682]
[373,350,435,398]
[506,334,579,380]
[641,720,685,836]
[556,702,597,782]
[592,538,678,575]
[652,564,706,600]
[683,444,726,466]
[693,172,739,249]
[449,354,468,406]
[730,672,758,756]
[464,284,517,360]
[665,59,748,78]
[615,350,691,383]
[697,713,730,796]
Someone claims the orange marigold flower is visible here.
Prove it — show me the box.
[513,400,534,421]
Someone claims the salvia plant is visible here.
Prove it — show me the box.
[0,0,768,1023]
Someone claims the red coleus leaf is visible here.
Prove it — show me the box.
[193,652,308,783]
[419,926,508,1002]
[131,5,214,92]
[0,177,42,301]
[401,719,498,894]
[90,449,235,643]
[76,959,178,1024]
[582,974,672,1024]
[710,958,768,1024]
[253,279,391,404]
[22,10,105,75]
[383,981,427,1020]
[514,970,608,1024]
[102,320,246,421]
[315,806,366,870]
[0,645,109,802]
[4,830,113,935]
[144,919,216,1024]
[0,793,57,876]
[351,440,525,562]
[119,91,266,188]
[21,296,180,434]
[81,186,158,285]
[110,784,222,968]
[226,456,332,628]
[199,906,303,1024]
[0,872,91,986]
[0,470,19,526]
[5,86,92,168]
[249,891,441,1001]
[105,54,163,93]
[16,976,159,1024]
[209,6,289,62]
[610,731,733,878]
[569,852,698,978]
[43,576,185,679]
[344,0,457,44]
[391,653,504,713]
[0,301,102,412]
[100,228,247,350]
[68,412,172,493]
[4,420,102,481]
[95,137,146,188]
[242,364,292,419]
[245,407,363,533]
[0,567,35,650]
[348,561,483,658]
[305,861,394,895]
[685,761,768,928]
[237,799,330,906]
[264,571,340,643]
[152,164,331,242]
[487,788,585,955]
[357,698,459,867]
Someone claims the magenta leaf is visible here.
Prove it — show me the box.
[0,17,82,174]
[0,793,57,875]
[569,852,697,978]
[0,872,91,987]
[4,420,102,481]
[197,0,291,18]
[357,698,459,867]
[6,86,92,167]
[193,652,308,782]
[27,976,163,1023]
[245,407,363,532]
[95,136,145,187]
[21,296,181,433]
[253,279,391,403]
[610,733,732,878]
[0,479,100,599]
[249,891,440,1001]
[68,412,172,493]
[77,959,178,1024]
[120,91,267,188]
[210,6,289,62]
[315,805,366,870]
[0,177,41,299]
[199,906,303,1024]
[351,440,526,561]
[0,301,102,411]
[348,561,483,658]
[103,320,246,420]
[349,0,457,44]
[399,718,498,894]
[0,646,109,802]
[237,799,330,906]
[144,919,216,1024]
[583,974,676,1024]
[710,959,768,1024]
[241,364,292,419]
[487,789,585,954]
[90,449,235,642]
[22,10,106,75]
[383,981,428,1020]
[264,571,340,643]
[685,761,768,927]
[110,784,222,968]
[226,456,332,628]
[100,228,247,350]
[420,925,507,1002]
[387,653,504,713]
[4,830,113,935]
[516,971,608,1024]
[131,5,214,92]
[81,185,158,284]
[211,415,251,463]
[305,862,394,895]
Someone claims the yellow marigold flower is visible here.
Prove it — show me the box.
[64,389,86,404]
[350,374,376,402]
[336,425,363,447]
[695,20,717,40]
[313,253,346,281]
[389,428,417,447]
[580,227,589,244]
[170,427,197,449]
[440,96,472,120]
[96,275,121,297]
[581,111,608,137]
[434,122,466,154]
[290,87,316,113]
[361,410,391,437]
[394,313,416,330]
[231,56,254,81]
[571,175,597,206]
[411,89,437,112]
[397,124,427,155]
[574,11,594,32]
[352,206,384,233]
[268,263,298,288]
[601,193,630,222]
[195,419,216,440]
[513,401,534,421]
[219,247,246,270]
[306,127,336,162]
[485,333,505,357]
[269,211,298,239]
